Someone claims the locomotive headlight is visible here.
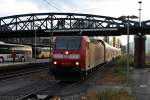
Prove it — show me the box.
[75,62,79,66]
[65,51,69,54]
[54,61,57,65]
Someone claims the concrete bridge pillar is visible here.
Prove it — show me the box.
[134,35,146,68]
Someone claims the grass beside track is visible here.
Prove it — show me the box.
[81,89,134,100]
[86,56,134,100]
[96,56,128,85]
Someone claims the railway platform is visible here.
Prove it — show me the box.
[0,59,50,71]
[130,68,150,100]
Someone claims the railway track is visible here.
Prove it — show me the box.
[17,81,71,100]
[0,66,49,80]
[16,61,112,100]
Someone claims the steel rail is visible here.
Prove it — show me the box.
[0,66,49,80]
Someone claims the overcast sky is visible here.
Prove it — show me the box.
[0,0,149,45]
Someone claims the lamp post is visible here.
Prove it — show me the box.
[44,29,53,62]
[34,24,40,62]
[118,15,138,84]
[138,1,142,27]
[50,31,53,62]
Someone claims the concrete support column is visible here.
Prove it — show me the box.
[134,35,146,67]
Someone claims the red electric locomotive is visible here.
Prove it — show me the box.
[50,36,121,81]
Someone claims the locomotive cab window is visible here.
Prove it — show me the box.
[55,37,81,50]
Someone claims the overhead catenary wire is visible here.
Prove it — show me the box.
[43,0,63,12]
[48,0,71,12]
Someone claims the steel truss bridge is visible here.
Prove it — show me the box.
[0,13,150,38]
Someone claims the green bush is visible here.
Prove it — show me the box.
[116,55,133,66]
[113,65,126,76]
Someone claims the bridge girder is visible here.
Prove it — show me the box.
[0,13,149,38]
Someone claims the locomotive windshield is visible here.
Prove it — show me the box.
[55,37,81,50]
